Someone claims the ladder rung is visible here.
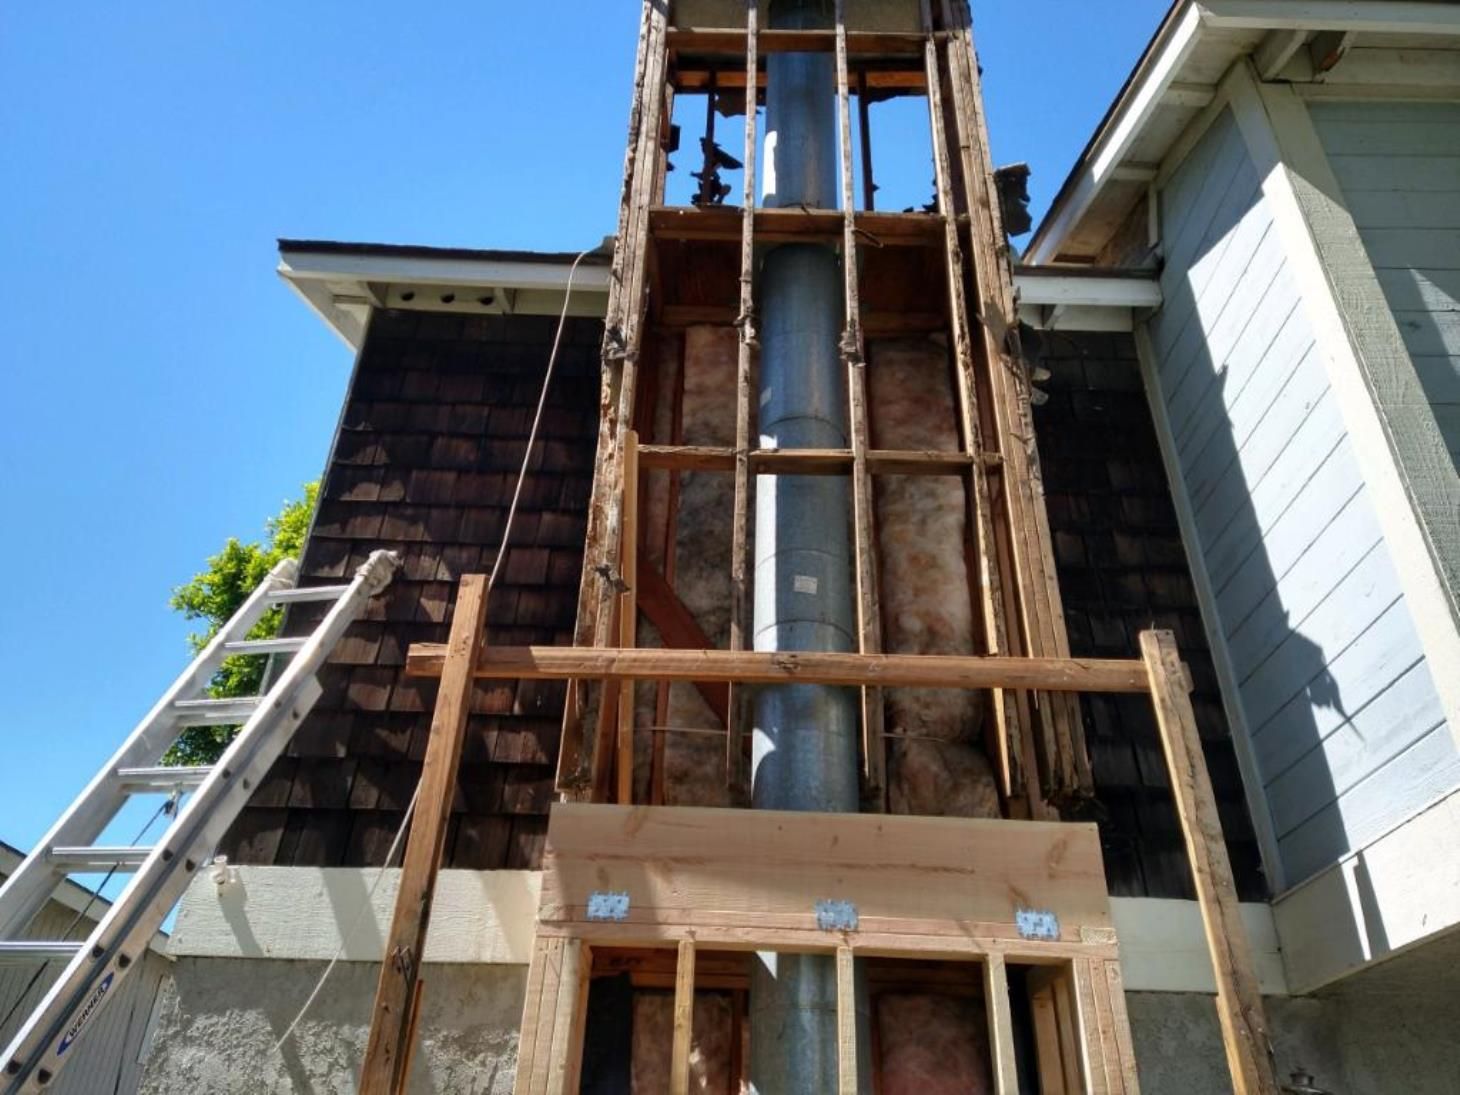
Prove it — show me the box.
[117,765,212,792]
[266,584,350,604]
[49,846,152,871]
[0,941,84,965]
[222,636,308,656]
[172,696,260,724]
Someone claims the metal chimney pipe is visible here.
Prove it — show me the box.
[748,1,866,1090]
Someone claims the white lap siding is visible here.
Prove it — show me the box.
[1308,100,1460,471]
[1144,107,1458,887]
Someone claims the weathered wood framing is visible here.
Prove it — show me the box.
[938,0,1092,799]
[919,0,1029,810]
[616,430,640,805]
[835,0,887,808]
[1142,630,1278,1095]
[407,644,1153,694]
[360,574,489,1094]
[728,0,759,790]
[559,1,671,798]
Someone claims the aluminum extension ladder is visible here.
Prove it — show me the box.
[0,549,398,1093]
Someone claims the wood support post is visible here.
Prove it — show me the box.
[560,0,670,798]
[981,954,1019,1094]
[1142,629,1276,1095]
[835,0,887,811]
[835,945,859,1095]
[728,0,759,791]
[938,0,1090,801]
[513,937,592,1095]
[617,430,640,805]
[919,0,1028,809]
[360,574,488,1094]
[670,939,696,1095]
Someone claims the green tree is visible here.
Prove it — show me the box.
[164,483,319,765]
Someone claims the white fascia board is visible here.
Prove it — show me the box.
[1274,787,1460,993]
[167,865,541,965]
[1013,272,1162,309]
[1198,0,1460,35]
[1026,2,1205,264]
[1112,897,1287,994]
[277,251,612,294]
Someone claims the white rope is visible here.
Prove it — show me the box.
[272,247,594,1051]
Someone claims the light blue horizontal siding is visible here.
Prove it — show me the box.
[1148,108,1458,886]
[1311,100,1460,468]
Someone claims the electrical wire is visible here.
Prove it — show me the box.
[270,247,595,1050]
[0,794,177,1034]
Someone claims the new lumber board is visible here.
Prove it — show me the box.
[405,644,1151,693]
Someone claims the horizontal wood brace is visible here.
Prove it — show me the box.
[675,67,925,93]
[649,205,943,245]
[405,645,1152,693]
[659,304,944,335]
[637,445,979,476]
[668,27,928,58]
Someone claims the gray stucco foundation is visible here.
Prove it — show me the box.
[139,959,526,1094]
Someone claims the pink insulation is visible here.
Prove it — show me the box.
[634,325,742,808]
[867,338,999,819]
[876,992,993,1095]
[631,992,738,1094]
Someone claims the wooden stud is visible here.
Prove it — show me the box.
[561,0,671,798]
[637,563,731,725]
[836,945,858,1095]
[836,0,887,810]
[407,644,1153,694]
[983,954,1019,1095]
[544,941,591,1095]
[1028,974,1069,1094]
[671,938,697,1095]
[617,430,640,806]
[360,575,489,1094]
[1052,967,1085,1093]
[728,0,759,791]
[938,0,1090,798]
[919,0,1026,808]
[638,444,979,477]
[1142,629,1277,1094]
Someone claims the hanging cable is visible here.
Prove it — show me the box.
[271,247,595,1050]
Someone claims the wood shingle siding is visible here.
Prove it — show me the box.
[1032,330,1265,902]
[1147,107,1458,888]
[220,309,602,871]
[1309,99,1460,471]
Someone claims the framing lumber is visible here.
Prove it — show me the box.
[648,205,942,245]
[728,0,758,791]
[360,574,488,1095]
[1142,630,1277,1095]
[668,27,926,58]
[919,0,1027,808]
[984,953,1019,1095]
[636,563,730,725]
[835,945,858,1095]
[675,67,925,94]
[560,0,670,797]
[616,430,640,805]
[940,0,1090,799]
[639,445,977,476]
[836,0,886,809]
[406,644,1151,694]
[670,939,695,1095]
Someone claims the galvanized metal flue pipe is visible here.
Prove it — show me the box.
[749,0,868,1090]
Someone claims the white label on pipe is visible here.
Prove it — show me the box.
[793,575,819,595]
[760,387,773,407]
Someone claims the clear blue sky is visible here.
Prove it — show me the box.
[0,2,1168,870]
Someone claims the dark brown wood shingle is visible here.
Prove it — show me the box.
[220,309,601,870]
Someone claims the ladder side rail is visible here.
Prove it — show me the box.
[1,550,396,1094]
[0,557,300,941]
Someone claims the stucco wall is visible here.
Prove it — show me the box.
[139,959,526,1094]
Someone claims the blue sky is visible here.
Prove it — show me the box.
[0,2,1167,870]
